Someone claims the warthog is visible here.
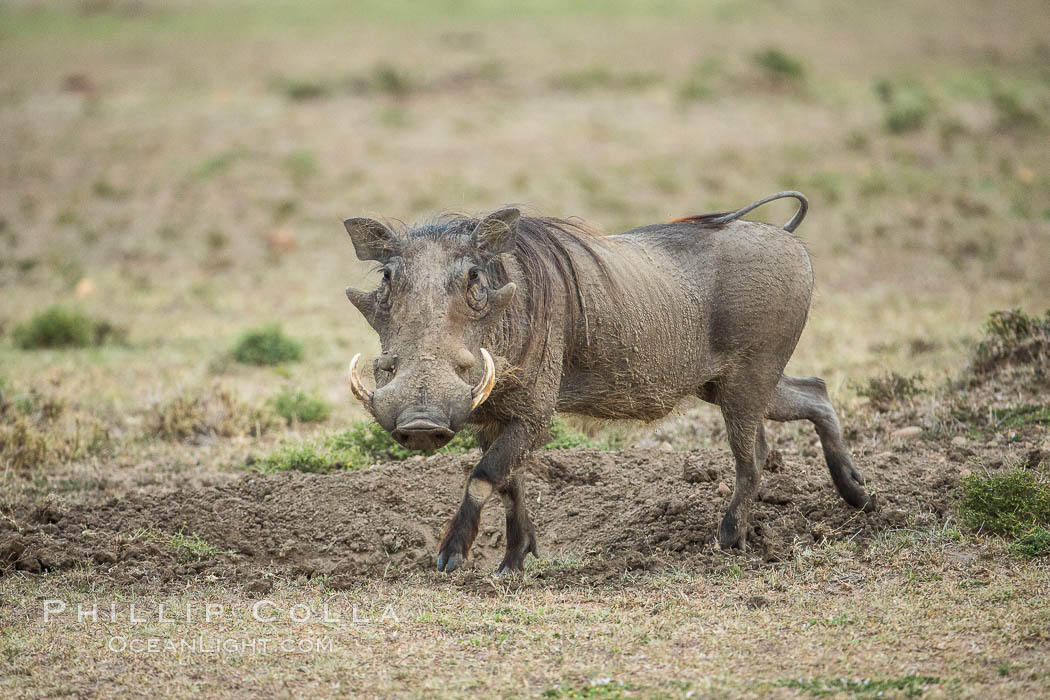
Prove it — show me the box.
[341,191,875,574]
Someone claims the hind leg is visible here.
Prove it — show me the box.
[766,374,874,511]
[710,370,783,550]
[754,422,769,469]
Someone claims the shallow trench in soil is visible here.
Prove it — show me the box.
[1,439,958,586]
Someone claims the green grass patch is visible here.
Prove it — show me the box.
[751,46,806,83]
[1013,527,1050,558]
[542,681,636,698]
[347,62,417,97]
[991,404,1050,430]
[284,149,318,186]
[990,87,1043,131]
[328,420,478,463]
[193,148,249,179]
[548,67,660,92]
[167,532,228,562]
[876,78,932,134]
[677,58,724,101]
[544,418,598,449]
[774,675,941,697]
[255,417,604,473]
[255,421,476,473]
[272,76,332,101]
[256,442,355,473]
[269,388,331,424]
[11,306,125,350]
[231,325,303,366]
[958,467,1050,557]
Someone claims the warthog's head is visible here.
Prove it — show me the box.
[342,209,519,450]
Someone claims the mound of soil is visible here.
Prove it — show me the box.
[0,440,960,586]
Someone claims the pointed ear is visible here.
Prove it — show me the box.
[343,217,401,262]
[471,208,519,255]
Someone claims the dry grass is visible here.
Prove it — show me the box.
[1,0,1050,695]
[2,533,1048,697]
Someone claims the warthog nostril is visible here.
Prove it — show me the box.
[391,418,455,451]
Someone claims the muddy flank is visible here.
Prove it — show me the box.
[1,437,958,586]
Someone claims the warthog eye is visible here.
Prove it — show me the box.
[466,267,487,311]
[377,266,393,307]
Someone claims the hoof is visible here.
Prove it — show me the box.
[492,565,519,578]
[436,551,464,573]
[718,511,747,551]
[835,467,876,513]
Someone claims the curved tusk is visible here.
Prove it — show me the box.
[471,348,496,410]
[347,353,373,406]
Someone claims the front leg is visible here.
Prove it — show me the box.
[495,472,539,575]
[436,419,538,573]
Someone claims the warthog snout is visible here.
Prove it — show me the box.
[391,411,455,451]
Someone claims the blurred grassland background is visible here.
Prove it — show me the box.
[1,0,1048,459]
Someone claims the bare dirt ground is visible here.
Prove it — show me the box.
[2,0,1050,696]
[1,431,961,586]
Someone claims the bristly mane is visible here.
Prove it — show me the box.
[406,214,613,369]
[666,212,731,226]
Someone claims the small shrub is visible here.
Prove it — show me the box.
[269,388,331,424]
[971,308,1049,379]
[0,383,111,471]
[855,371,925,410]
[11,388,66,421]
[677,58,723,102]
[549,67,660,92]
[990,88,1042,131]
[369,62,414,96]
[231,325,302,366]
[884,102,929,133]
[876,79,932,134]
[146,387,278,442]
[984,308,1042,342]
[751,47,806,83]
[345,62,417,97]
[273,77,330,101]
[0,416,53,472]
[958,467,1050,557]
[11,306,124,350]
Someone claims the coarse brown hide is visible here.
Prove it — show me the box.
[341,194,874,574]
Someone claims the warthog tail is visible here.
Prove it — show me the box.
[669,190,809,233]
